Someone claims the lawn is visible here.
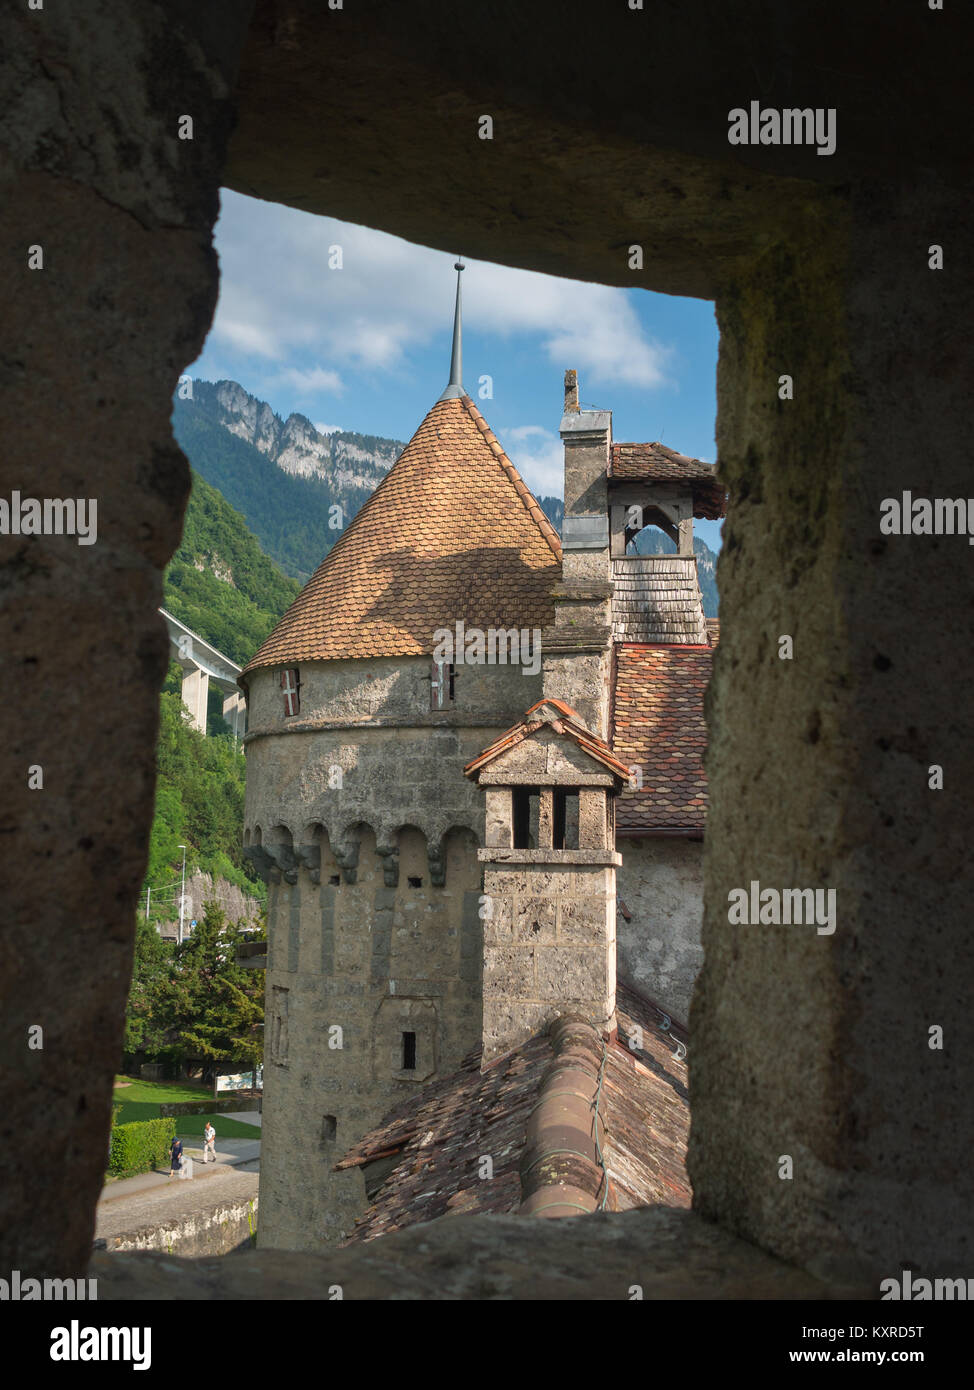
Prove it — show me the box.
[113,1075,261,1139]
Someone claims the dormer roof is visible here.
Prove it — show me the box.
[464,697,631,783]
[242,394,561,674]
[609,442,727,519]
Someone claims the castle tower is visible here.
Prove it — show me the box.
[239,265,562,1250]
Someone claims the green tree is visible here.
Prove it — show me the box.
[124,917,175,1056]
[172,902,265,1084]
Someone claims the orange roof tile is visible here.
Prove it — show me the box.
[610,442,727,519]
[613,644,712,830]
[465,700,632,781]
[243,394,562,673]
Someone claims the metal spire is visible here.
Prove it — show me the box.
[437,259,465,401]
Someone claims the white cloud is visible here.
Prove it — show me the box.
[506,424,550,443]
[278,365,345,396]
[500,426,564,499]
[204,190,673,391]
[314,422,343,435]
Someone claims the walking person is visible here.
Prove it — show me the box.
[168,1134,183,1178]
[203,1122,216,1163]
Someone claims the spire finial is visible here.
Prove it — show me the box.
[438,259,465,401]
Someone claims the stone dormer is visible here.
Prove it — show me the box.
[465,698,630,1064]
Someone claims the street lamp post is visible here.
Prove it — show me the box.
[178,844,187,944]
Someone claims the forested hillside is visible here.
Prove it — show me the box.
[145,469,304,929]
[163,468,300,667]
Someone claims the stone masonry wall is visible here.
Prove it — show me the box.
[0,0,255,1277]
[480,859,616,1064]
[244,656,532,1249]
[259,826,483,1250]
[616,836,704,1027]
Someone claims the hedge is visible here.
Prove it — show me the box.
[109,1117,176,1178]
[159,1098,260,1117]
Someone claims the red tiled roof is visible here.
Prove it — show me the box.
[335,980,690,1243]
[609,442,726,520]
[243,394,561,674]
[613,644,712,831]
[465,699,632,782]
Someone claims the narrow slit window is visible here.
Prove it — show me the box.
[401,1031,417,1071]
[512,787,541,848]
[430,659,456,710]
[554,791,580,850]
[281,667,300,717]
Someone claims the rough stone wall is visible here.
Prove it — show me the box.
[244,657,542,852]
[481,860,617,1064]
[616,837,704,1026]
[0,0,254,1277]
[690,185,974,1281]
[258,825,483,1249]
[97,1191,258,1259]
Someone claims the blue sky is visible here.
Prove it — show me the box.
[188,189,723,550]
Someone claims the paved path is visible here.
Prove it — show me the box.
[99,1138,260,1205]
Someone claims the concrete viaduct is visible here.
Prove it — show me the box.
[160,608,247,738]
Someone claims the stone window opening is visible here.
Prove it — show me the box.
[321,1115,337,1143]
[280,667,300,716]
[430,658,456,710]
[553,790,580,850]
[512,787,541,848]
[407,875,423,888]
[328,874,340,886]
[401,1031,417,1071]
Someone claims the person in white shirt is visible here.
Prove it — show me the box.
[203,1122,216,1163]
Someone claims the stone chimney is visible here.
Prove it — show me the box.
[540,372,613,737]
[564,367,580,413]
[465,699,628,1065]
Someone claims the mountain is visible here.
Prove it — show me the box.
[172,380,405,583]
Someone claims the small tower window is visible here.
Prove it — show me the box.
[553,790,580,850]
[512,787,541,849]
[430,659,456,709]
[401,1031,417,1071]
[281,667,300,717]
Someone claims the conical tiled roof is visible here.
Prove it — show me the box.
[243,393,562,673]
